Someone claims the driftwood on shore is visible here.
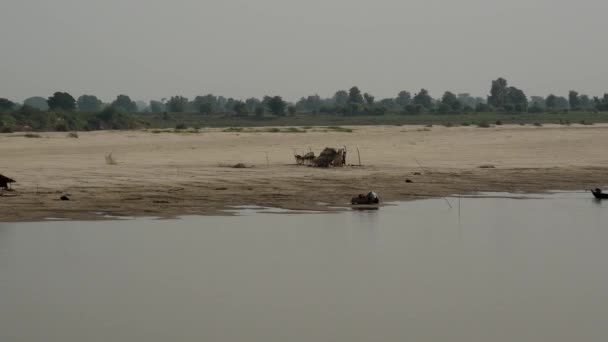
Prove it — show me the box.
[295,152,316,165]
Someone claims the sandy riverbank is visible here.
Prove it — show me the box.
[1,124,608,221]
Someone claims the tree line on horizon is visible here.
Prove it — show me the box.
[1,77,608,132]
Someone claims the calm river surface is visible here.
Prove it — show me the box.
[1,192,608,342]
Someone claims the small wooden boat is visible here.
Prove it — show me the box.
[591,189,608,199]
[0,174,15,189]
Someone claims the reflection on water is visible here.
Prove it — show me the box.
[1,192,608,342]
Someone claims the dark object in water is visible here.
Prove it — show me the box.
[405,179,413,183]
[351,191,380,205]
[60,195,70,201]
[591,188,608,199]
[413,172,422,176]
[0,174,16,189]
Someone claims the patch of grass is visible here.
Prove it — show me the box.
[24,133,42,138]
[326,126,353,133]
[67,132,79,138]
[579,120,594,125]
[495,120,503,126]
[285,127,306,133]
[175,123,187,130]
[477,121,491,128]
[443,122,455,127]
[533,122,543,127]
[461,122,471,126]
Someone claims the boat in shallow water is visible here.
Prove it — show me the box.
[591,189,608,199]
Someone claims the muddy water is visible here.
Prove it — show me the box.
[1,192,608,342]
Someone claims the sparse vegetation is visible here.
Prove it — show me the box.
[67,132,79,138]
[24,133,42,138]
[326,126,353,133]
[477,122,491,128]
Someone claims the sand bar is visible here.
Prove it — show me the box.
[1,124,607,221]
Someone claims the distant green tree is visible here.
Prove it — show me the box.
[545,94,558,110]
[245,97,261,112]
[333,90,349,106]
[348,86,364,104]
[193,95,217,114]
[24,97,49,110]
[579,95,593,109]
[296,95,322,112]
[413,89,433,109]
[363,93,375,105]
[529,96,546,109]
[92,106,137,130]
[166,96,188,112]
[395,91,412,108]
[111,95,137,112]
[441,91,461,112]
[505,87,528,112]
[77,95,103,112]
[568,90,580,110]
[254,106,265,118]
[233,101,249,116]
[198,103,212,115]
[223,98,237,113]
[488,77,508,108]
[377,98,398,112]
[216,96,227,112]
[595,94,608,111]
[266,96,286,116]
[475,102,491,112]
[47,92,76,111]
[0,98,15,111]
[287,105,297,115]
[546,95,569,110]
[149,100,164,113]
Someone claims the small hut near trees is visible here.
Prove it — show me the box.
[0,174,16,190]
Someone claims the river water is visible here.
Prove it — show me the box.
[1,192,607,342]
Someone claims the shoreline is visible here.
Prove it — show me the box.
[1,166,606,222]
[2,125,608,222]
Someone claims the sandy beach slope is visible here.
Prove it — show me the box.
[1,125,607,221]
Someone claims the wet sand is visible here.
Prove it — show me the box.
[1,124,607,221]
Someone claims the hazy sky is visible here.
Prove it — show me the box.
[1,0,606,103]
